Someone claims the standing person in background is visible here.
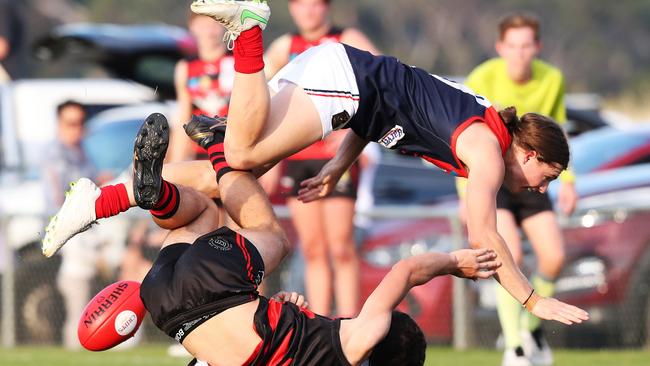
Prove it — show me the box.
[0,0,25,82]
[262,0,379,317]
[43,101,123,349]
[169,12,235,162]
[459,13,578,366]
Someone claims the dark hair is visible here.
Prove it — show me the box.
[368,311,426,366]
[499,106,569,170]
[56,100,85,117]
[498,12,540,41]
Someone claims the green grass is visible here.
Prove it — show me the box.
[0,345,649,366]
[424,347,650,366]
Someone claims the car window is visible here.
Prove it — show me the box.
[571,131,650,174]
[134,56,177,95]
[82,118,142,176]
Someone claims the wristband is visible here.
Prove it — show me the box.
[523,291,542,312]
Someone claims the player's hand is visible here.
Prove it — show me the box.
[272,291,309,309]
[558,181,578,215]
[449,248,501,280]
[530,297,589,325]
[297,160,345,203]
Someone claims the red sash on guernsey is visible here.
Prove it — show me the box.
[286,28,344,161]
[410,107,511,178]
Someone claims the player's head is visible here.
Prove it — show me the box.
[288,0,331,33]
[495,12,541,82]
[188,12,226,49]
[368,311,426,366]
[500,106,568,194]
[56,100,86,146]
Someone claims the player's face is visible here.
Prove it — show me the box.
[495,26,540,82]
[504,149,562,194]
[189,15,226,47]
[288,0,330,33]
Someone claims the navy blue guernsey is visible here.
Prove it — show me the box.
[342,44,511,177]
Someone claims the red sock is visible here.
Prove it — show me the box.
[95,183,131,219]
[150,180,180,220]
[234,26,264,74]
[207,143,234,183]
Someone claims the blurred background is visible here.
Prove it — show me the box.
[1,0,650,365]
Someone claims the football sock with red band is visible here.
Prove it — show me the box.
[234,26,264,74]
[149,180,180,220]
[95,183,131,219]
[207,143,234,183]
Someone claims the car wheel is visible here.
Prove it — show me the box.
[645,290,650,348]
[622,248,650,347]
[14,249,64,344]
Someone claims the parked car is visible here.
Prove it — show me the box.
[0,22,190,343]
[569,126,650,174]
[33,23,194,100]
[473,165,650,348]
[564,93,610,136]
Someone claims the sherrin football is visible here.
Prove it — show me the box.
[77,281,146,351]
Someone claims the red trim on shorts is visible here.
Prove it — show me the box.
[304,91,360,101]
[236,233,255,284]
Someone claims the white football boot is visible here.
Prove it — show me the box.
[42,177,99,257]
[502,346,532,366]
[190,0,270,49]
[521,329,553,366]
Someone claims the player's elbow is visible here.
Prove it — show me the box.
[392,259,418,286]
[468,230,500,250]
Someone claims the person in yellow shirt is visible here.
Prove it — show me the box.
[459,12,578,366]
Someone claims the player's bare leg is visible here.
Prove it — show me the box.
[184,113,290,273]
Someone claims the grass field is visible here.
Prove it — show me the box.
[1,345,649,366]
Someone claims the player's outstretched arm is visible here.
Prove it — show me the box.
[457,123,589,325]
[339,249,500,364]
[298,130,369,202]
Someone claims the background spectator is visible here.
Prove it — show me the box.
[42,100,125,349]
[169,12,234,162]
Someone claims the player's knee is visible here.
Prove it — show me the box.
[302,242,327,262]
[224,145,256,170]
[540,248,565,277]
[330,244,357,264]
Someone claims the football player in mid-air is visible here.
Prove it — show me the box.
[183,0,588,327]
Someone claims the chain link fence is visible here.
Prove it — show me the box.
[2,204,650,349]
